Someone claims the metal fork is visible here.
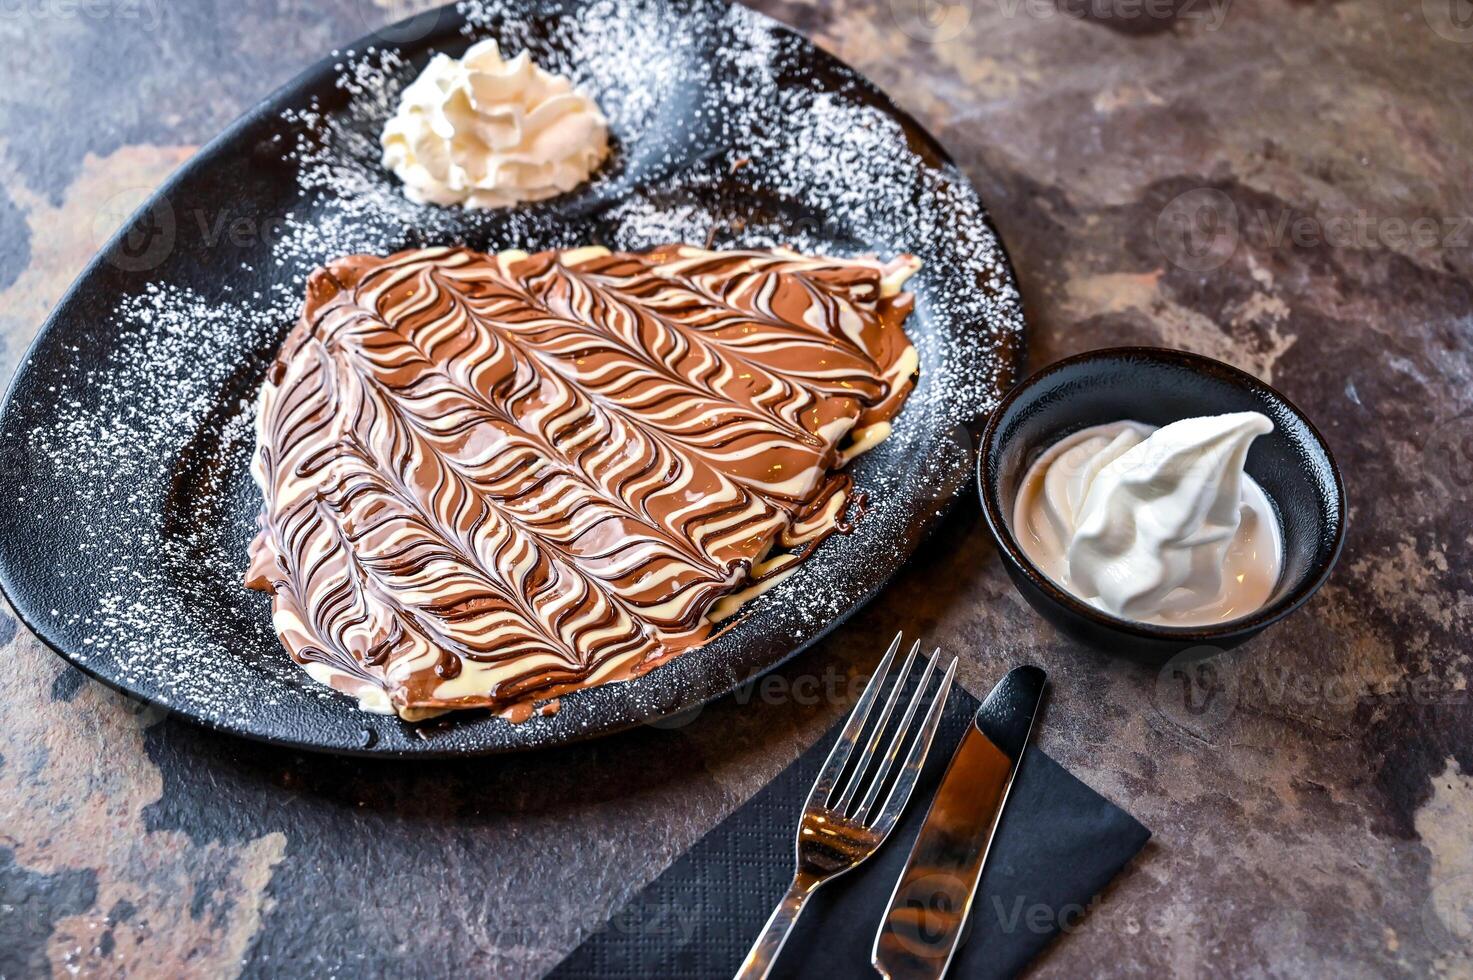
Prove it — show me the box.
[734,634,958,980]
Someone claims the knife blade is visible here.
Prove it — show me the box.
[872,664,1047,980]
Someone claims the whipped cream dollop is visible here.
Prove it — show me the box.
[1012,413,1283,626]
[380,39,609,209]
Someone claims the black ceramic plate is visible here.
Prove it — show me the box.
[0,0,1023,755]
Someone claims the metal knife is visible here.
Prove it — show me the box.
[872,664,1047,979]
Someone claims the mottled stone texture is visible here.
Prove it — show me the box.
[1,0,1470,977]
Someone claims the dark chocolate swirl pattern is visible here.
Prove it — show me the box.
[246,245,919,719]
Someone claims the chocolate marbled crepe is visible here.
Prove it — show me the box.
[247,244,920,720]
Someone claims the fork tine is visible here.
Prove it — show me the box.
[865,655,957,839]
[803,632,903,810]
[831,639,920,814]
[850,648,941,823]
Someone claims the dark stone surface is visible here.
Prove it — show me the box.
[0,847,99,979]
[1,0,1470,977]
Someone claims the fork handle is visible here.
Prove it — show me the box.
[735,875,815,980]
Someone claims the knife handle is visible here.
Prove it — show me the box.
[873,738,1013,978]
[873,665,1046,979]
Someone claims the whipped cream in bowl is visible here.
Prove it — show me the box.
[978,347,1347,658]
[1012,413,1283,627]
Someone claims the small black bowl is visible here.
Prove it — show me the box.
[978,347,1346,662]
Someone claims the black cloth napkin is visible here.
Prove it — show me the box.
[551,687,1149,979]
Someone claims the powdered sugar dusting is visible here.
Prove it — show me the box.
[8,0,1021,752]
